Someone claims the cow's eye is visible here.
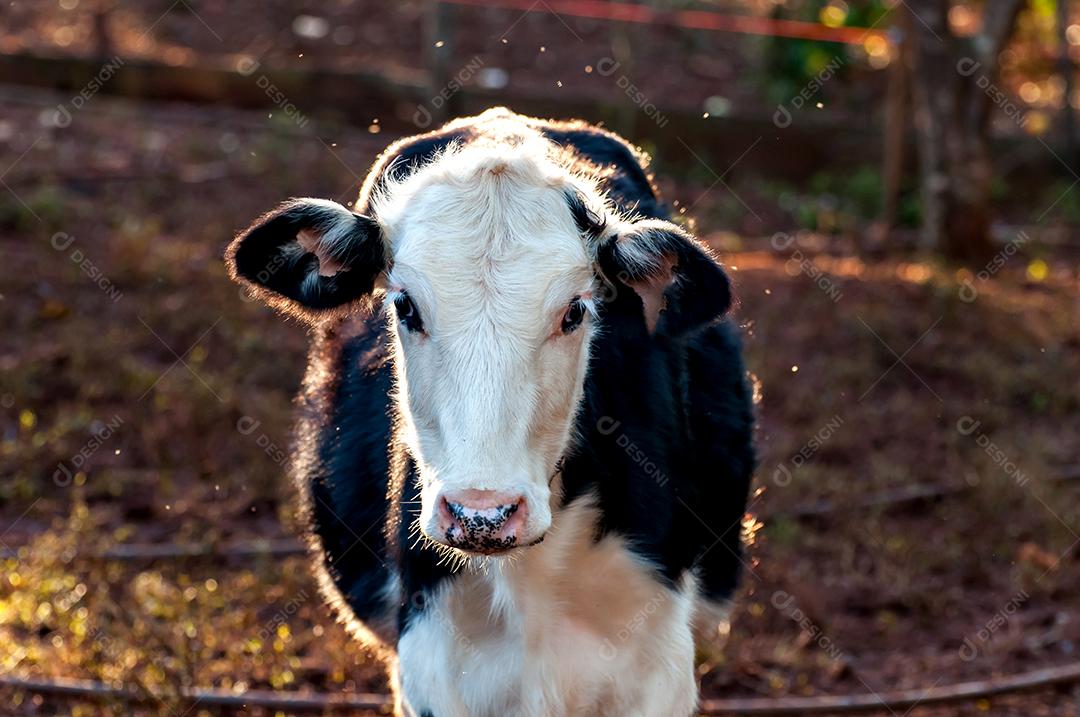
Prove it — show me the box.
[394,293,424,333]
[561,297,586,334]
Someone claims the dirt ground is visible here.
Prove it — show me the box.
[0,85,1078,716]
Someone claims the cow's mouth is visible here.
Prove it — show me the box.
[445,532,546,558]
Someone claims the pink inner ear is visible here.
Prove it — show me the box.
[297,229,345,277]
[628,253,678,334]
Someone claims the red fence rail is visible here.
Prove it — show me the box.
[441,0,889,45]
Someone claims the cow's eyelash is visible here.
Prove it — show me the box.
[574,293,599,321]
[580,294,599,317]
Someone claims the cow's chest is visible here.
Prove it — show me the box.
[395,498,698,717]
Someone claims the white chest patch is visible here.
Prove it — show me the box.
[394,498,699,717]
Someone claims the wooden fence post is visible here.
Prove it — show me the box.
[1056,0,1077,168]
[878,16,911,243]
[426,0,458,125]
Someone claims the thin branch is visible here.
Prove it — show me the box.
[776,467,1080,520]
[5,662,1080,715]
[699,661,1080,715]
[0,676,390,711]
[775,481,968,519]
[0,538,306,562]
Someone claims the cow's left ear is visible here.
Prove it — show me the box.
[225,198,385,318]
[597,218,731,336]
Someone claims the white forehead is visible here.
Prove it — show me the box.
[372,140,595,333]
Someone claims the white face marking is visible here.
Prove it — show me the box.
[374,143,600,552]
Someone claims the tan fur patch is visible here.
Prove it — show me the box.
[629,253,678,334]
[297,228,345,276]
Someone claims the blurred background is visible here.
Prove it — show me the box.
[0,0,1078,715]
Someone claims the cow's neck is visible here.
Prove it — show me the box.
[469,493,683,637]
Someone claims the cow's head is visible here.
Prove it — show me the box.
[227,134,730,557]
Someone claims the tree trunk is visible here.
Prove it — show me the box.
[1057,0,1078,167]
[907,0,1024,263]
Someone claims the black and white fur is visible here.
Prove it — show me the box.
[226,108,755,717]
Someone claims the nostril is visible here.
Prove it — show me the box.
[443,498,469,524]
[440,496,463,534]
[502,498,527,536]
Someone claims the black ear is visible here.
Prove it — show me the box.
[596,218,731,337]
[225,198,385,317]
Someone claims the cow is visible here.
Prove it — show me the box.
[226,107,755,717]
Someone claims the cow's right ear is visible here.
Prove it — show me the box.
[225,198,385,317]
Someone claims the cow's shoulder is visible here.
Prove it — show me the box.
[680,320,756,602]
